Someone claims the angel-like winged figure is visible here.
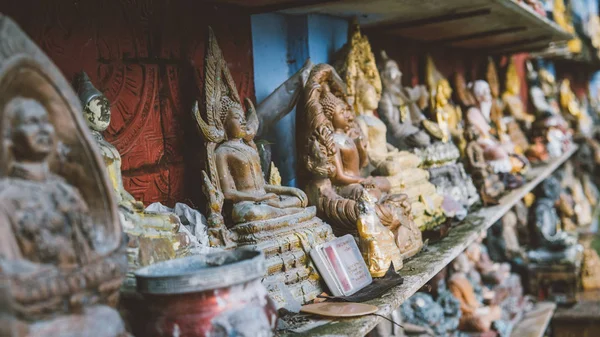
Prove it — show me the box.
[193,27,334,307]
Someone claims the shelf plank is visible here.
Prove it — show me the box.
[214,0,572,52]
[510,301,556,337]
[279,146,577,337]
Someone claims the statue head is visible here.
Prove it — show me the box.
[378,51,402,87]
[471,80,493,119]
[321,89,354,132]
[75,72,111,132]
[356,79,380,112]
[451,253,470,273]
[220,96,248,140]
[5,97,55,162]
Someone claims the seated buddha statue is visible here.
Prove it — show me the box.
[464,125,506,205]
[559,78,595,138]
[527,176,581,265]
[467,80,528,188]
[378,53,477,211]
[0,20,131,335]
[448,254,503,333]
[334,23,445,232]
[74,72,192,287]
[526,61,572,158]
[195,28,334,307]
[426,56,466,153]
[297,63,423,260]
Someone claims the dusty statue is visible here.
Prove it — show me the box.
[296,63,423,261]
[194,28,334,307]
[334,23,445,232]
[448,254,503,333]
[74,72,191,289]
[0,15,128,337]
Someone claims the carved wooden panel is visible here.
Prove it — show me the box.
[2,0,255,207]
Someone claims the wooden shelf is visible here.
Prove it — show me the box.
[217,0,573,53]
[278,145,578,337]
[511,301,556,337]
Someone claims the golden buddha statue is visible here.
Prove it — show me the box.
[195,28,334,306]
[0,16,128,336]
[426,55,465,153]
[297,63,423,260]
[554,0,583,54]
[335,23,445,232]
[560,78,594,138]
[74,72,191,289]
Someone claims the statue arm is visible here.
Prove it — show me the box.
[264,184,308,207]
[330,150,364,186]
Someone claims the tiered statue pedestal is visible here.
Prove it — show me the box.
[527,256,582,305]
[552,290,600,337]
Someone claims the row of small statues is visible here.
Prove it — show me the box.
[384,161,600,337]
[2,13,600,337]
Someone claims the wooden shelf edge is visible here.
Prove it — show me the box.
[510,301,557,337]
[280,145,578,337]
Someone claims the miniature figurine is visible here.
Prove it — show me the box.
[335,23,446,232]
[559,78,594,138]
[0,15,128,336]
[297,63,423,260]
[74,72,192,289]
[464,125,506,205]
[195,28,335,307]
[448,254,503,333]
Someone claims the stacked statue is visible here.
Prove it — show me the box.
[334,22,446,232]
[0,15,128,337]
[195,28,335,307]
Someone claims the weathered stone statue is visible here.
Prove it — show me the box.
[463,123,506,205]
[527,176,581,265]
[297,63,422,260]
[74,72,191,289]
[463,79,528,187]
[335,23,445,232]
[0,15,128,336]
[448,254,502,333]
[195,28,334,307]
[526,61,571,158]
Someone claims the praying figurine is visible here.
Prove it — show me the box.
[74,72,192,288]
[195,28,335,307]
[297,63,423,260]
[335,22,446,232]
[0,15,127,336]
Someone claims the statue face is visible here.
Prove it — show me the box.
[224,106,247,139]
[84,96,111,132]
[383,61,402,85]
[8,99,55,161]
[330,100,354,132]
[360,83,379,111]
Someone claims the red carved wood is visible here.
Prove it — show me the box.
[2,0,255,207]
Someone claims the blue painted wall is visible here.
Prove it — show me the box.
[251,13,348,186]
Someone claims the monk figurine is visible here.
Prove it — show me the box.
[195,28,334,307]
[335,23,446,232]
[297,63,423,260]
[448,254,503,333]
[0,16,128,336]
[74,72,192,287]
[466,79,528,189]
[464,125,506,205]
